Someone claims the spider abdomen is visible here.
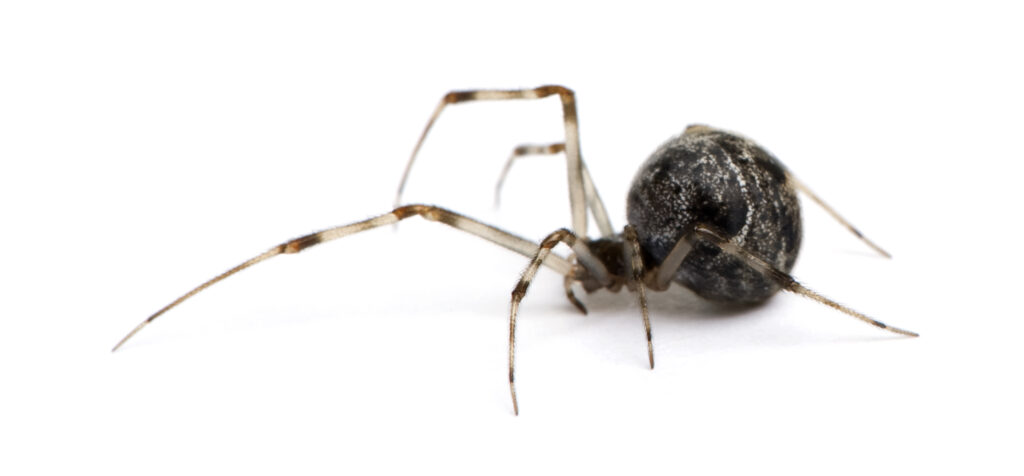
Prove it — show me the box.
[626,125,802,303]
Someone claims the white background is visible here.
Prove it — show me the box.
[2,1,1022,474]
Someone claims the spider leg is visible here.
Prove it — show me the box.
[495,144,565,209]
[112,204,573,352]
[691,224,918,337]
[508,228,611,415]
[786,172,892,258]
[563,273,587,315]
[623,225,655,369]
[494,142,614,237]
[394,85,590,236]
[651,227,694,291]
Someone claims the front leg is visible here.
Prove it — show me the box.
[508,228,612,415]
[111,205,576,353]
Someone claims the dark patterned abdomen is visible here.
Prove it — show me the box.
[626,126,802,303]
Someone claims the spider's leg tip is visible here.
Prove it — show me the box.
[111,336,129,353]
[867,240,892,259]
[111,338,130,353]
[888,326,917,338]
[509,375,521,415]
[111,321,150,353]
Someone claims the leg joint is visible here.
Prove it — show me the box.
[536,84,575,100]
[540,228,576,249]
[393,204,438,220]
[444,91,475,104]
[281,233,323,254]
[512,281,528,300]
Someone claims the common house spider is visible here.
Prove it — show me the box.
[114,85,917,414]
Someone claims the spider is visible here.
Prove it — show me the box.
[113,85,918,415]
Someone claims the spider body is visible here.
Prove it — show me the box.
[114,85,916,415]
[627,125,802,303]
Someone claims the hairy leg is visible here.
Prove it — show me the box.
[112,205,573,352]
[507,228,611,415]
[395,85,590,236]
[692,224,917,337]
[623,225,655,369]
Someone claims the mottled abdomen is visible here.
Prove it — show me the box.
[627,125,802,303]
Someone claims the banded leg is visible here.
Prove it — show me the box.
[623,225,655,369]
[786,172,891,258]
[508,228,611,415]
[395,85,590,236]
[691,225,918,337]
[564,273,587,315]
[494,142,614,237]
[112,204,573,352]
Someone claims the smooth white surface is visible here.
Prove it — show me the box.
[2,1,1022,474]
